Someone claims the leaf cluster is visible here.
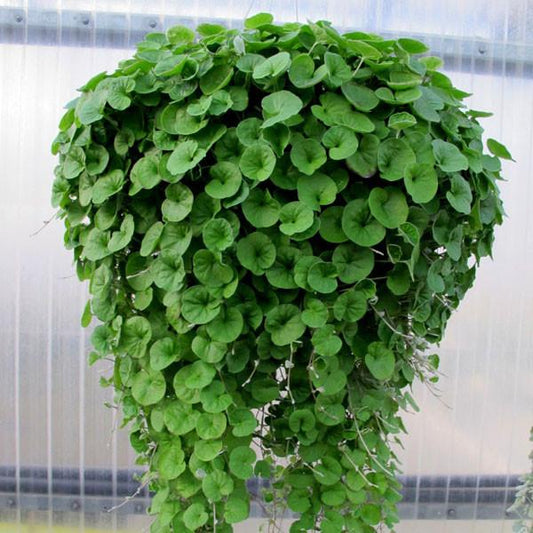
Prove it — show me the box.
[51,12,508,533]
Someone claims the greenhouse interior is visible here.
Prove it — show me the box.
[0,0,532,532]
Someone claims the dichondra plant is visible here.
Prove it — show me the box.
[51,12,510,532]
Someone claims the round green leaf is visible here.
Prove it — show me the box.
[202,470,234,502]
[365,341,395,380]
[140,221,164,256]
[239,143,276,181]
[332,244,374,284]
[302,298,329,328]
[205,161,242,199]
[312,326,342,356]
[130,155,161,190]
[377,138,416,181]
[162,183,194,222]
[202,218,234,252]
[131,370,166,406]
[432,139,469,172]
[150,337,184,371]
[92,170,124,204]
[322,126,359,160]
[224,495,250,524]
[193,249,234,287]
[164,401,198,436]
[342,199,386,247]
[181,286,221,324]
[152,249,185,291]
[265,304,306,346]
[192,331,227,364]
[196,412,227,440]
[319,206,348,243]
[368,187,409,229]
[261,90,303,128]
[120,316,152,358]
[167,140,207,175]
[236,232,276,275]
[313,457,342,486]
[333,290,367,322]
[446,174,472,214]
[289,54,327,88]
[279,201,314,235]
[290,138,327,176]
[206,307,244,343]
[297,173,337,210]
[241,189,280,227]
[404,163,438,203]
[307,261,338,294]
[229,446,256,480]
[108,214,134,252]
[200,381,232,413]
[183,503,208,531]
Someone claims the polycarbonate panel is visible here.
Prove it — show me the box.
[0,0,531,531]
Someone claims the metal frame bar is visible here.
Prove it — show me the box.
[0,467,522,520]
[0,6,531,77]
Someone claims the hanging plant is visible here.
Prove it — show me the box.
[51,12,510,533]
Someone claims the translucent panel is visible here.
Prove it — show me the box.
[0,0,531,530]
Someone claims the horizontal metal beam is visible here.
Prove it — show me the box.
[0,466,523,520]
[0,6,531,78]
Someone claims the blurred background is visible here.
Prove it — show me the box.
[0,0,532,531]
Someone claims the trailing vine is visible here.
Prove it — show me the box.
[51,13,509,532]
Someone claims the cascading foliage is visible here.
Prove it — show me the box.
[51,12,510,533]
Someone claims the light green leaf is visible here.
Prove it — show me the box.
[239,143,276,181]
[365,341,395,380]
[289,54,327,88]
[224,494,250,524]
[388,112,417,131]
[92,170,124,205]
[202,217,234,252]
[404,163,438,203]
[181,286,221,324]
[131,155,161,190]
[120,316,152,358]
[131,369,166,406]
[236,232,276,275]
[302,298,329,328]
[85,144,109,175]
[368,187,409,229]
[140,221,164,256]
[322,126,359,160]
[84,228,111,261]
[341,82,379,112]
[333,289,367,322]
[200,64,233,95]
[265,304,306,346]
[167,140,207,175]
[261,90,303,128]
[432,139,469,172]
[152,249,186,291]
[196,412,227,440]
[307,261,338,294]
[183,503,208,531]
[63,146,86,179]
[229,446,256,480]
[446,174,472,214]
[150,337,184,371]
[160,103,207,135]
[164,401,198,436]
[279,201,314,235]
[332,244,374,284]
[241,189,280,227]
[324,52,352,87]
[342,199,386,247]
[313,457,342,486]
[487,138,513,160]
[378,138,416,181]
[206,307,243,343]
[253,51,291,79]
[312,325,342,356]
[108,214,135,252]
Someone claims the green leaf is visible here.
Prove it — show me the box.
[312,325,342,356]
[387,263,411,295]
[368,187,409,229]
[196,412,227,440]
[404,163,438,203]
[192,331,227,364]
[313,457,342,486]
[332,244,374,284]
[302,298,329,328]
[322,126,359,160]
[279,201,314,235]
[236,232,276,275]
[365,342,395,380]
[91,170,124,205]
[200,64,233,94]
[378,138,416,181]
[224,495,250,524]
[160,222,192,254]
[253,51,291,80]
[261,90,303,128]
[487,138,513,160]
[388,112,417,131]
[307,261,338,294]
[183,503,208,531]
[324,52,352,87]
[345,135,378,180]
[411,86,444,122]
[84,228,111,261]
[63,146,86,179]
[150,337,184,371]
[342,199,386,247]
[289,54,327,88]
[131,155,161,190]
[200,381,232,413]
[152,249,186,291]
[341,82,379,112]
[167,140,207,175]
[160,103,207,135]
[319,206,348,243]
[398,37,429,54]
[202,470,234,502]
[140,221,164,256]
[265,304,306,346]
[85,144,109,175]
[181,286,221,324]
[193,249,234,287]
[236,117,263,147]
[206,307,244,343]
[108,214,134,252]
[158,442,186,480]
[432,139,469,172]
[361,504,382,525]
[202,218,234,252]
[446,174,472,214]
[166,24,195,44]
[176,360,216,390]
[162,183,194,222]
[131,369,166,406]
[164,401,198,436]
[239,142,276,181]
[228,408,257,437]
[333,290,367,322]
[229,446,256,480]
[290,137,327,176]
[241,189,280,228]
[120,316,152,358]
[244,12,273,28]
